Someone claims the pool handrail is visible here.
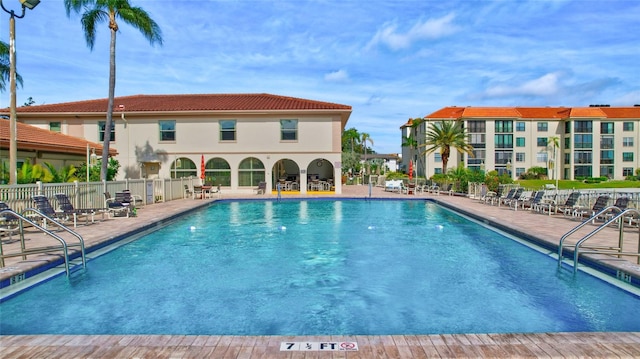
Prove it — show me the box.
[0,207,86,276]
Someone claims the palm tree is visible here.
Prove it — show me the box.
[64,0,162,181]
[422,120,474,173]
[0,40,23,92]
[342,127,360,153]
[548,136,560,182]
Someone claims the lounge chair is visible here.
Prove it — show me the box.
[516,190,545,211]
[0,201,20,240]
[499,188,523,207]
[32,195,76,228]
[573,195,610,222]
[540,191,580,216]
[104,192,130,218]
[54,193,104,226]
[384,180,402,192]
[604,197,630,222]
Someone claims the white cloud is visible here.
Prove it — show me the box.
[367,13,459,51]
[483,73,561,98]
[324,69,349,82]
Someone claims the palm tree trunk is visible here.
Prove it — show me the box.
[101,28,117,181]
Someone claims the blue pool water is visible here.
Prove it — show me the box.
[1,199,639,335]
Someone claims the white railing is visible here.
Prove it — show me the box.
[0,177,200,213]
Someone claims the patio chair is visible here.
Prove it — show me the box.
[255,181,267,195]
[184,185,193,198]
[104,192,130,218]
[54,193,104,226]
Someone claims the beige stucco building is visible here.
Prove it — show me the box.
[9,93,352,194]
[403,106,640,181]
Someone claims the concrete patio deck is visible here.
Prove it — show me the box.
[1,184,639,358]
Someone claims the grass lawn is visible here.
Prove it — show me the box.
[517,179,640,190]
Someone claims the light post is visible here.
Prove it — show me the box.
[1,0,40,185]
[506,160,512,178]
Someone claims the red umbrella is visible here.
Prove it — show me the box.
[409,160,413,181]
[200,155,205,181]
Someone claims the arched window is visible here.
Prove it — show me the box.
[205,157,231,186]
[171,157,197,178]
[238,157,265,186]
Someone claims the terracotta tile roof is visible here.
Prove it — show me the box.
[0,120,116,156]
[6,93,352,113]
[570,107,607,118]
[425,106,640,120]
[424,107,465,119]
[516,107,571,119]
[462,107,522,118]
[597,107,640,119]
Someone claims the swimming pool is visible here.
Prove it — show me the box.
[1,199,639,335]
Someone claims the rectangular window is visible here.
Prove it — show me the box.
[515,137,525,147]
[600,135,614,149]
[537,137,548,147]
[516,122,525,131]
[537,122,548,131]
[623,152,634,162]
[434,153,442,162]
[600,150,614,164]
[564,121,571,134]
[574,151,592,164]
[537,152,548,163]
[574,165,592,178]
[468,133,485,146]
[515,152,525,162]
[623,122,634,131]
[467,120,486,133]
[494,151,512,165]
[574,134,592,149]
[564,153,570,165]
[600,166,614,178]
[469,149,485,164]
[623,167,634,176]
[98,121,116,142]
[219,120,236,141]
[495,120,513,133]
[159,120,176,141]
[515,168,526,177]
[49,122,61,133]
[623,137,634,147]
[574,120,592,133]
[280,119,298,141]
[564,137,570,149]
[600,122,614,134]
[494,134,513,148]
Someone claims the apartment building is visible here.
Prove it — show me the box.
[403,106,640,181]
[8,93,352,194]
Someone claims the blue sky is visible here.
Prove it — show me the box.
[2,0,639,154]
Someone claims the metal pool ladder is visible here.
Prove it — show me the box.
[557,206,640,274]
[0,208,86,277]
